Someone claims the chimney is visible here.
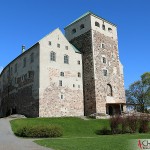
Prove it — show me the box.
[22,45,25,53]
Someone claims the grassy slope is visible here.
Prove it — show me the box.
[10,117,109,137]
[10,117,150,150]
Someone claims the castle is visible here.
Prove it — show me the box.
[0,12,126,117]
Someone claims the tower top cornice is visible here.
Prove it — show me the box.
[65,11,117,29]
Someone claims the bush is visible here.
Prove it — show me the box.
[110,115,122,134]
[127,115,138,133]
[139,115,149,133]
[120,116,130,134]
[96,127,112,135]
[15,125,63,138]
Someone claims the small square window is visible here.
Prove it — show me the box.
[103,69,107,76]
[78,72,81,77]
[60,72,64,76]
[65,46,68,50]
[59,80,62,86]
[77,60,80,65]
[57,44,60,48]
[102,57,106,63]
[49,41,51,45]
[101,43,105,49]
[73,84,75,87]
[61,95,63,99]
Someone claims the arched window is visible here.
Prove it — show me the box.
[102,24,105,30]
[64,55,69,64]
[50,51,56,61]
[108,28,112,32]
[107,84,113,96]
[72,28,76,34]
[80,24,84,29]
[95,21,100,27]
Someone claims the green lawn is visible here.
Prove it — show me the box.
[10,117,109,137]
[35,134,150,150]
[10,117,150,150]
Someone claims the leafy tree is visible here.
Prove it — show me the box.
[126,72,150,112]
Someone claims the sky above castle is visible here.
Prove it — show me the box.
[0,0,150,89]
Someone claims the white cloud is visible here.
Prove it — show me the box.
[0,66,3,73]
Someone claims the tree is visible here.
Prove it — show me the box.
[126,72,150,113]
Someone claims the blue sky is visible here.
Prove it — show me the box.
[0,0,150,89]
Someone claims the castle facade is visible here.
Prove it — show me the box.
[0,12,126,117]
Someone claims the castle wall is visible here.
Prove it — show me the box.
[0,44,40,117]
[39,29,84,117]
[65,12,126,115]
[70,30,96,116]
[92,30,126,114]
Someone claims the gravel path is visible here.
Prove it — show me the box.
[0,118,52,150]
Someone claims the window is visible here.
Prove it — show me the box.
[108,28,112,32]
[102,24,105,30]
[57,43,60,48]
[60,72,64,76]
[72,28,76,34]
[80,24,84,29]
[101,43,105,49]
[50,51,56,61]
[73,84,75,87]
[10,67,13,75]
[95,21,100,27]
[15,63,17,73]
[30,53,34,63]
[107,84,113,96]
[78,72,81,77]
[23,58,26,67]
[28,71,34,79]
[64,55,69,64]
[59,80,62,86]
[7,70,9,77]
[65,46,68,50]
[77,60,80,65]
[61,94,63,99]
[103,69,107,76]
[102,57,106,63]
[24,74,27,80]
[49,41,51,45]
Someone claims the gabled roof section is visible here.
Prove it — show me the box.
[65,11,116,29]
[39,28,81,54]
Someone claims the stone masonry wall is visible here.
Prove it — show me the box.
[0,74,39,117]
[0,44,39,118]
[70,30,96,116]
[39,68,83,117]
[93,30,126,113]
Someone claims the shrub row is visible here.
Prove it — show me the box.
[98,114,150,135]
[15,125,63,138]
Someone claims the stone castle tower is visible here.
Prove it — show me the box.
[65,12,126,116]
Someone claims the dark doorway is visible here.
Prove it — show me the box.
[12,107,17,114]
[108,106,113,115]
